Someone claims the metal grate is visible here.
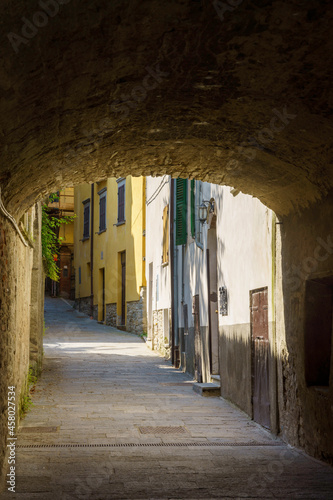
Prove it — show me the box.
[139,426,188,435]
[20,426,58,433]
[17,441,283,449]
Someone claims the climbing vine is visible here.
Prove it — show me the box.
[41,194,75,281]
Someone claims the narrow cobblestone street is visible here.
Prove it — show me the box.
[1,297,333,499]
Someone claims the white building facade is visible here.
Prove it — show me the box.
[145,176,172,357]
[146,176,277,431]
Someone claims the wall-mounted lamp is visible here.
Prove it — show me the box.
[198,200,215,224]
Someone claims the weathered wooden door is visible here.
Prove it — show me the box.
[250,288,270,429]
[121,252,126,326]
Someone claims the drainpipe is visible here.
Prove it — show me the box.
[90,183,94,318]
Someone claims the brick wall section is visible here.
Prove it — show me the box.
[106,303,117,327]
[0,211,44,490]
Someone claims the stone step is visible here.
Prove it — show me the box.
[193,383,221,397]
[211,374,221,385]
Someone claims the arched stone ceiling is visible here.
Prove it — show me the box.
[0,0,332,216]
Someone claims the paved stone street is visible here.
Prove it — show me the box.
[1,297,333,499]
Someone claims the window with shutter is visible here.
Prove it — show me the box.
[83,200,90,238]
[190,179,195,238]
[98,189,107,232]
[162,204,169,264]
[117,180,126,223]
[175,178,187,245]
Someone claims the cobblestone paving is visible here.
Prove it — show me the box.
[1,297,333,499]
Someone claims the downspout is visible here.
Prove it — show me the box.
[90,183,94,318]
[170,178,175,365]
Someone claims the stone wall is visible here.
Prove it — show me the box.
[106,303,117,328]
[127,294,145,336]
[74,296,91,317]
[0,207,44,490]
[152,309,171,359]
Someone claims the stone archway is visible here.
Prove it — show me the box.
[0,0,333,479]
[0,0,332,216]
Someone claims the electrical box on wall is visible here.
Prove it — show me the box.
[219,286,228,316]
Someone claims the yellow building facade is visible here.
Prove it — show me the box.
[74,176,146,334]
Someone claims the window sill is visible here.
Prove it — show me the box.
[97,228,107,235]
[162,261,169,267]
[114,221,126,226]
[80,236,90,242]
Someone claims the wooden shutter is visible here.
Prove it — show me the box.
[162,204,169,263]
[99,195,106,231]
[175,178,187,245]
[83,204,90,238]
[190,179,195,238]
[118,185,125,222]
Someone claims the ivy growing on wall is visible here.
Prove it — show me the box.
[41,194,75,281]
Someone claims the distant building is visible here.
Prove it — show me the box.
[74,176,146,335]
[45,188,75,299]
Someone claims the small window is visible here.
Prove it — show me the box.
[162,204,169,264]
[98,188,107,232]
[78,266,81,285]
[63,267,68,278]
[83,199,90,238]
[117,179,126,223]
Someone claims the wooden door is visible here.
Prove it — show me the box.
[251,288,270,429]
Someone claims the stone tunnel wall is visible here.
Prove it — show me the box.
[0,0,332,471]
[0,208,44,489]
[276,191,333,464]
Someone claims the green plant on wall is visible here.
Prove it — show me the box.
[41,194,75,281]
[19,366,37,417]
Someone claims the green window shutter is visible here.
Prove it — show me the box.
[190,179,195,238]
[175,178,187,245]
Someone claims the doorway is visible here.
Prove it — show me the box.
[148,262,153,341]
[250,287,270,429]
[193,294,202,382]
[207,216,219,375]
[120,251,126,326]
[98,268,105,322]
